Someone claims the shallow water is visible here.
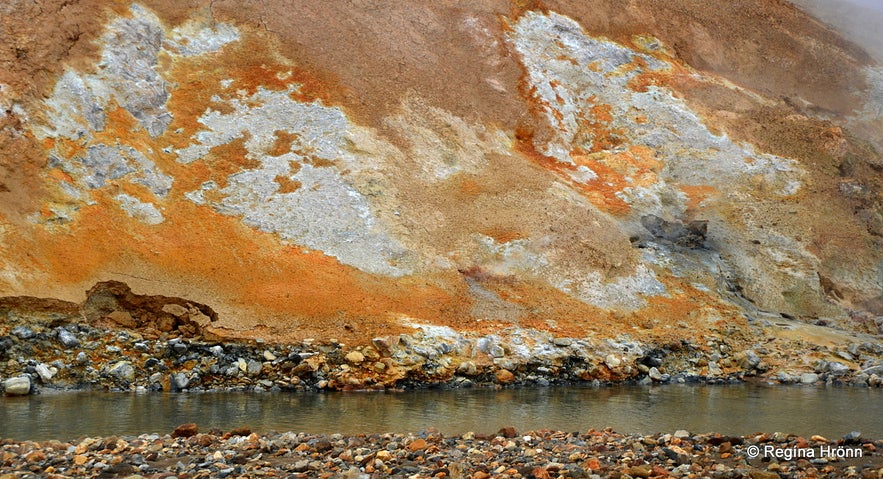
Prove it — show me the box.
[1,384,881,441]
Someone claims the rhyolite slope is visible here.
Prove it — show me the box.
[0,0,881,353]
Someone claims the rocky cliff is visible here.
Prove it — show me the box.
[1,0,881,358]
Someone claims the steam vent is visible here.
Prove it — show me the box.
[1,0,882,387]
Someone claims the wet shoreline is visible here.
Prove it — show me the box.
[3,320,882,399]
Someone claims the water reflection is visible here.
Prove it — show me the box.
[1,384,880,441]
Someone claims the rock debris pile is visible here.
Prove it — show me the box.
[2,318,882,395]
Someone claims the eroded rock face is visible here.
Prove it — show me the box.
[83,281,216,337]
[0,1,881,345]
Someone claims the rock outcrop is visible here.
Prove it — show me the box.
[0,0,881,352]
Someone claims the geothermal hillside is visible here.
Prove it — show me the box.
[0,0,881,347]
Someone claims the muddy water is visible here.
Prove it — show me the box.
[1,384,881,441]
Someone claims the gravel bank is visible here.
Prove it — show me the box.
[1,426,881,478]
[2,319,883,396]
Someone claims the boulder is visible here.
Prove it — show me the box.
[3,376,31,395]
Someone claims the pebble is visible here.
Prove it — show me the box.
[171,373,190,391]
[605,354,621,368]
[648,367,663,381]
[56,328,80,348]
[246,360,262,376]
[345,351,365,364]
[801,372,820,384]
[35,363,57,382]
[108,361,136,382]
[826,361,851,376]
[3,375,31,395]
[0,427,852,479]
[495,369,516,384]
[11,326,36,339]
[737,349,761,369]
[171,423,198,438]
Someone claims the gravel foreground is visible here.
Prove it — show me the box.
[1,426,882,479]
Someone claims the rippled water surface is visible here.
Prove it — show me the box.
[1,384,881,441]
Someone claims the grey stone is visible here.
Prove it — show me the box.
[825,361,851,376]
[172,342,188,355]
[851,374,870,387]
[210,345,224,357]
[487,344,505,358]
[673,430,690,439]
[648,367,663,381]
[246,360,262,376]
[56,328,80,348]
[76,351,89,364]
[477,337,505,358]
[35,363,57,383]
[736,350,761,369]
[108,361,135,382]
[11,326,36,339]
[171,373,189,391]
[842,431,862,444]
[3,376,31,395]
[552,337,573,347]
[836,350,854,362]
[800,373,819,384]
[604,354,621,368]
